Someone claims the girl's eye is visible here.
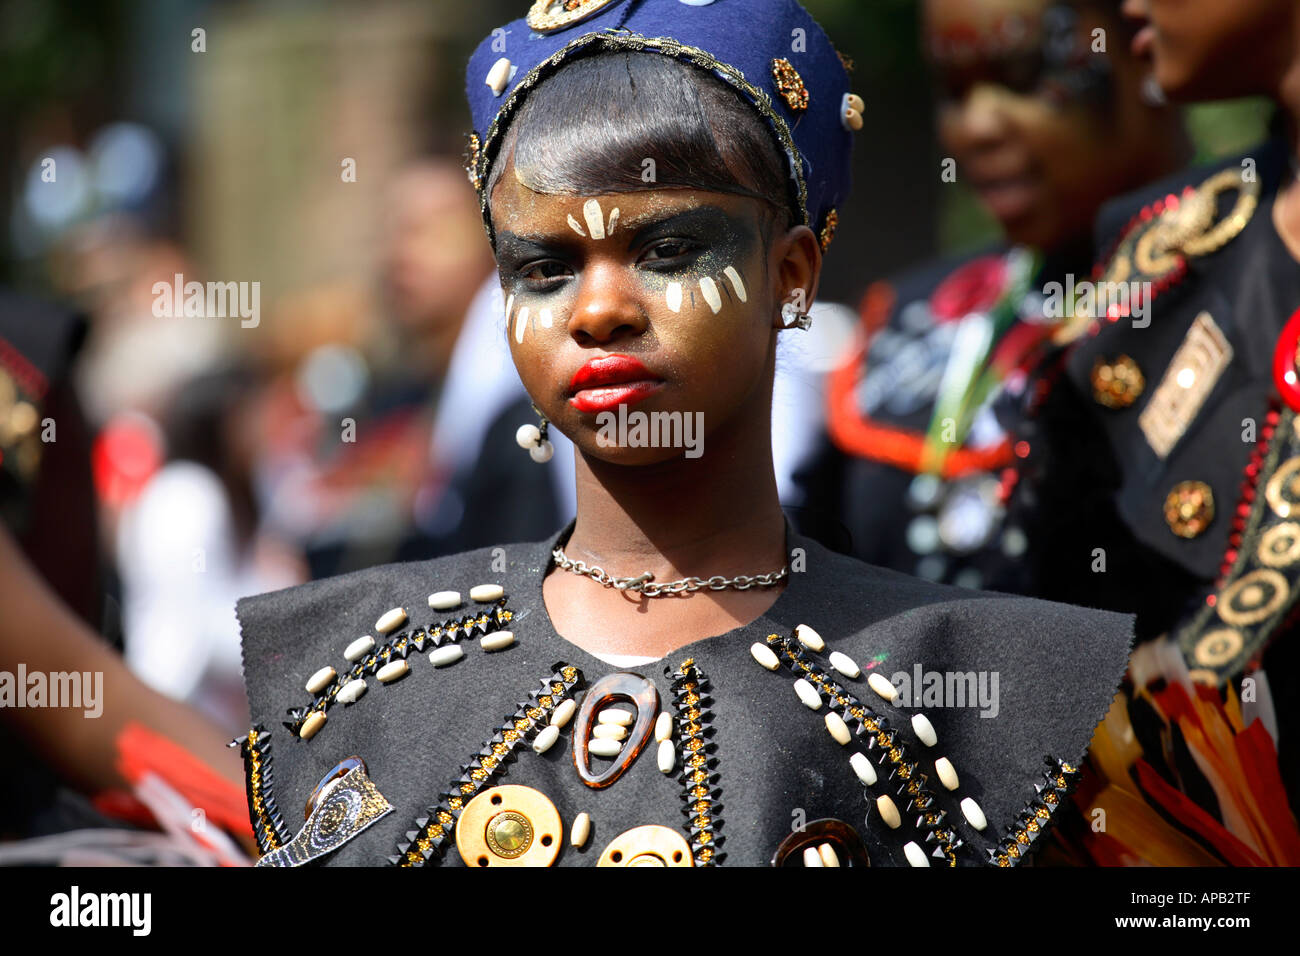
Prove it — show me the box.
[641,239,702,266]
[520,260,571,285]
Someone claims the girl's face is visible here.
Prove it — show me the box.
[1123,0,1295,101]
[488,162,814,465]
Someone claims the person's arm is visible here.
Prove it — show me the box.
[0,522,249,828]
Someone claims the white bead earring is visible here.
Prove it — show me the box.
[515,403,554,463]
[780,301,812,331]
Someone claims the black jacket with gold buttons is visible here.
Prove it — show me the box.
[236,518,1133,867]
[1011,137,1300,812]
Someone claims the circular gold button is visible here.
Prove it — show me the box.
[455,785,561,867]
[597,825,693,867]
[486,811,532,858]
[1164,480,1215,538]
[1090,355,1145,409]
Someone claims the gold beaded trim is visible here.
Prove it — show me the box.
[390,664,583,866]
[671,657,723,866]
[473,29,811,242]
[235,725,290,855]
[989,757,1078,867]
[284,601,513,741]
[465,132,482,191]
[765,634,961,866]
[771,58,810,113]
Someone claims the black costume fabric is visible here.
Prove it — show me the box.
[794,243,1092,595]
[237,516,1133,866]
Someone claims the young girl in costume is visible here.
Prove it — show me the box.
[235,0,1132,868]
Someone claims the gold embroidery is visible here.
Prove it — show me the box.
[1138,312,1233,459]
[771,58,810,112]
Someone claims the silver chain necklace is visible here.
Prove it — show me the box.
[551,546,789,597]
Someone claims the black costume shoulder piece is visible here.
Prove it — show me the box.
[236,519,1133,867]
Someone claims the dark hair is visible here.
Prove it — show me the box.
[484,51,794,234]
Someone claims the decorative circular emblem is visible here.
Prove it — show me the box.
[456,785,561,867]
[485,810,533,859]
[1265,456,1300,518]
[526,0,623,33]
[1090,354,1145,409]
[306,784,363,855]
[598,824,694,867]
[1216,568,1290,627]
[1192,628,1244,669]
[771,58,810,112]
[1258,521,1300,568]
[1163,480,1215,538]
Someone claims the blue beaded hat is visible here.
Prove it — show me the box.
[464,0,859,252]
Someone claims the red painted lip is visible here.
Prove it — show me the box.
[567,355,663,414]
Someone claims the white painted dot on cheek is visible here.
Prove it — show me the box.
[666,282,683,313]
[700,276,722,314]
[723,266,747,303]
[515,306,530,344]
[539,308,553,328]
[583,199,606,240]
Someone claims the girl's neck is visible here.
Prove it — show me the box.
[562,402,790,583]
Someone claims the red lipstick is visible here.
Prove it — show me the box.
[568,354,663,414]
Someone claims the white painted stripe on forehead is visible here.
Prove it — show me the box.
[567,215,586,237]
[584,199,606,240]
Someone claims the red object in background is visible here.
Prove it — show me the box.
[1272,306,1300,413]
[91,412,164,507]
[99,720,254,842]
[928,254,1008,323]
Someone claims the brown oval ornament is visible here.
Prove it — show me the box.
[572,672,659,788]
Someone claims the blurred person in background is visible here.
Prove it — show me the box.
[117,362,305,735]
[297,157,573,578]
[0,290,252,861]
[794,0,1188,590]
[1015,0,1300,865]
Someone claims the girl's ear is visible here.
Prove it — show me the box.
[770,223,822,326]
